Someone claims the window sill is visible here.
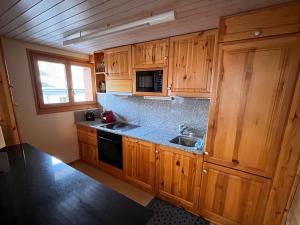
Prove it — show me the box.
[36,103,98,115]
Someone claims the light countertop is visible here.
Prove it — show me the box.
[76,120,204,154]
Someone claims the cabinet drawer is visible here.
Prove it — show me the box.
[76,125,97,137]
[219,2,300,42]
[78,132,97,146]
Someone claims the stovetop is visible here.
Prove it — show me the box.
[101,122,140,131]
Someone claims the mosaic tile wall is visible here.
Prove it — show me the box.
[97,93,210,137]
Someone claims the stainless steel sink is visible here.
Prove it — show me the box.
[169,135,199,147]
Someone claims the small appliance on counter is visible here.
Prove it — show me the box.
[85,111,95,121]
[102,110,115,123]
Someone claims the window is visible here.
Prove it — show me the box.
[27,50,96,114]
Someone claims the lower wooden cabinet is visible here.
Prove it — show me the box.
[155,145,203,213]
[199,162,271,225]
[123,137,156,193]
[79,141,98,166]
[77,125,98,166]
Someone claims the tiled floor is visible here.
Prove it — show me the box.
[70,161,154,206]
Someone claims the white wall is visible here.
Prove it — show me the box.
[1,37,90,163]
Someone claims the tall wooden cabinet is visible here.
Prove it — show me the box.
[168,30,217,98]
[155,145,203,213]
[104,45,132,93]
[206,35,300,178]
[123,137,156,193]
[199,163,271,225]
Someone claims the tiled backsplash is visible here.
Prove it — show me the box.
[97,93,210,137]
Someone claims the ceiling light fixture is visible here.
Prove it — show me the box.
[63,10,175,46]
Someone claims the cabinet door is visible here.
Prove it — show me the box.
[206,35,300,178]
[104,45,132,80]
[123,137,156,193]
[199,163,271,225]
[133,39,169,68]
[155,145,203,212]
[79,141,98,166]
[168,30,217,98]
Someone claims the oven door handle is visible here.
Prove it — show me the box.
[99,136,121,145]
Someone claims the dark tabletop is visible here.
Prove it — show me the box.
[0,143,153,225]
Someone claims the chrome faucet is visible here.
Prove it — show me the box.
[178,125,188,135]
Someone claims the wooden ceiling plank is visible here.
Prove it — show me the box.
[0,0,64,35]
[21,0,147,41]
[14,0,110,40]
[0,0,20,17]
[27,0,180,43]
[7,0,88,38]
[0,0,42,30]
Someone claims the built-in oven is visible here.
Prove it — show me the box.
[97,130,123,169]
[135,69,163,93]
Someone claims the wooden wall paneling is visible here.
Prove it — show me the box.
[0,39,20,146]
[199,162,272,225]
[205,34,300,178]
[262,69,300,225]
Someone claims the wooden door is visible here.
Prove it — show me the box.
[123,137,156,193]
[168,30,217,98]
[104,45,132,80]
[155,145,203,212]
[199,162,271,225]
[206,35,300,178]
[133,39,169,68]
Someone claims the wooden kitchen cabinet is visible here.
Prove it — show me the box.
[219,1,300,42]
[77,125,98,166]
[132,39,169,68]
[155,145,203,213]
[205,35,300,178]
[79,141,98,166]
[123,137,156,193]
[104,45,132,93]
[199,162,271,225]
[168,30,217,98]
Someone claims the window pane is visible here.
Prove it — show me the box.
[37,60,69,104]
[71,65,93,102]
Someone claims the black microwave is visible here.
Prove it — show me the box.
[136,70,163,92]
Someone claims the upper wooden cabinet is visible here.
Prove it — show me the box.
[132,39,169,68]
[104,45,132,80]
[123,137,156,193]
[199,162,271,225]
[104,45,132,93]
[206,35,300,178]
[155,145,203,213]
[219,1,300,42]
[168,30,217,98]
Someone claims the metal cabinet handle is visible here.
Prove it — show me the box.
[204,151,209,156]
[203,169,208,174]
